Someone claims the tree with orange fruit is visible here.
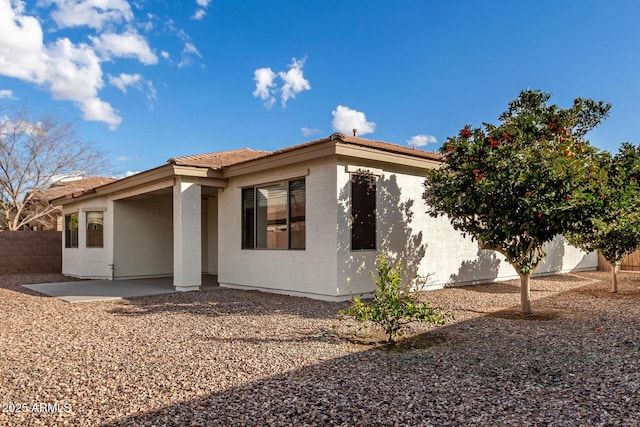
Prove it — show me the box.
[424,90,610,315]
[567,143,640,293]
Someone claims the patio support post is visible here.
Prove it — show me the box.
[173,177,202,291]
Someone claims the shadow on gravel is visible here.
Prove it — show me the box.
[98,273,640,427]
[106,287,350,320]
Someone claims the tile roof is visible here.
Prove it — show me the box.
[168,148,271,169]
[167,134,441,170]
[40,177,117,202]
[51,135,442,203]
[279,132,442,160]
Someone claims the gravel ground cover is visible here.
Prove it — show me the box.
[1,271,639,426]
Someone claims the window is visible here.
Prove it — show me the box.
[242,178,305,249]
[351,174,376,250]
[64,213,78,248]
[86,211,104,248]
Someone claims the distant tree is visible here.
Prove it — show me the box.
[0,106,108,230]
[567,143,640,292]
[424,90,610,315]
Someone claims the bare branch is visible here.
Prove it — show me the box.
[0,106,109,230]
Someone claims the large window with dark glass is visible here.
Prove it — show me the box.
[351,174,376,250]
[242,178,305,250]
[64,213,78,248]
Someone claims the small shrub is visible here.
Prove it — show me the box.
[339,254,452,343]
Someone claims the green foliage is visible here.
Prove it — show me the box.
[339,254,452,343]
[567,143,640,266]
[423,89,611,277]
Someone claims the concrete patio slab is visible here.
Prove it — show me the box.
[22,276,217,303]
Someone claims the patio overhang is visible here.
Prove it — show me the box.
[52,164,227,205]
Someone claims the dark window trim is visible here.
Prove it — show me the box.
[64,213,79,249]
[242,178,306,250]
[350,173,377,251]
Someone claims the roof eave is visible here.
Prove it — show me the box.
[52,164,225,205]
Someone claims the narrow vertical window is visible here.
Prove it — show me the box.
[86,211,104,248]
[256,183,287,249]
[289,179,306,250]
[242,188,255,249]
[351,174,376,250]
[64,213,78,248]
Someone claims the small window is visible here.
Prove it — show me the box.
[289,179,306,250]
[351,174,376,250]
[242,178,305,250]
[64,213,78,248]
[241,188,255,249]
[86,211,104,248]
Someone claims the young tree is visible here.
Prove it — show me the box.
[340,254,452,343]
[567,143,640,293]
[0,107,108,230]
[424,90,610,315]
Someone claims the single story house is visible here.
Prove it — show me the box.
[52,132,596,300]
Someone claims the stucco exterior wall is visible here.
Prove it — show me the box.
[113,193,173,278]
[217,158,339,299]
[62,196,113,279]
[219,157,596,301]
[336,164,597,298]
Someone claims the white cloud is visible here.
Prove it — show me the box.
[145,81,157,103]
[139,13,156,32]
[160,19,202,69]
[0,0,48,83]
[0,0,171,129]
[177,42,202,68]
[331,105,376,136]
[109,73,142,93]
[80,97,121,130]
[46,38,104,100]
[45,0,134,31]
[0,1,203,129]
[253,57,311,109]
[192,0,211,20]
[45,38,122,129]
[112,170,140,179]
[91,31,158,65]
[301,127,320,137]
[279,57,311,107]
[116,156,129,161]
[407,134,437,147]
[109,73,156,106]
[252,67,276,108]
[0,90,16,99]
[192,9,206,20]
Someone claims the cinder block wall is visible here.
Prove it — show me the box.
[0,231,62,274]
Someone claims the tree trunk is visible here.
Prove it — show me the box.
[518,272,532,315]
[610,264,619,293]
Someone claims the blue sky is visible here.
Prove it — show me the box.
[1,1,639,176]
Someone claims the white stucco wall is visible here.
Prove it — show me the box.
[336,164,597,298]
[113,193,173,278]
[217,158,340,299]
[62,196,113,279]
[218,158,596,301]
